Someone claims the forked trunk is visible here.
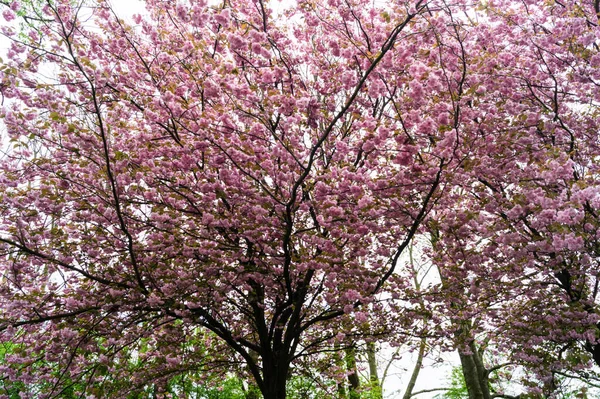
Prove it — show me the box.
[458,341,491,399]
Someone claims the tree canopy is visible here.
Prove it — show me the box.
[0,0,599,398]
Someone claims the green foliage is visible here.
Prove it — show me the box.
[286,376,322,399]
[359,384,383,399]
[174,376,249,399]
[0,342,26,399]
[435,367,468,399]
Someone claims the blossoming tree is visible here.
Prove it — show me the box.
[422,1,600,396]
[0,0,460,397]
[1,0,599,398]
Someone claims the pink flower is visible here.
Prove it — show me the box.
[2,9,15,22]
[355,312,368,323]
[228,33,246,50]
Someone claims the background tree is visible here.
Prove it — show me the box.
[423,0,600,396]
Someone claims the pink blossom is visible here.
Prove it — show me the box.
[2,9,15,21]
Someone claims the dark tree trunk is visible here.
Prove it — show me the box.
[261,378,287,399]
[260,353,290,399]
[458,341,491,399]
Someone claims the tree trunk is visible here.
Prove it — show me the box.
[402,337,426,399]
[259,351,289,399]
[430,229,491,399]
[335,342,348,399]
[367,342,383,399]
[261,371,288,399]
[261,378,287,399]
[345,346,360,399]
[458,341,490,399]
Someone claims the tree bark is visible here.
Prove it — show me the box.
[430,228,490,399]
[345,346,360,399]
[367,342,383,399]
[402,337,426,399]
[334,342,348,399]
[458,340,490,399]
[261,352,289,399]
